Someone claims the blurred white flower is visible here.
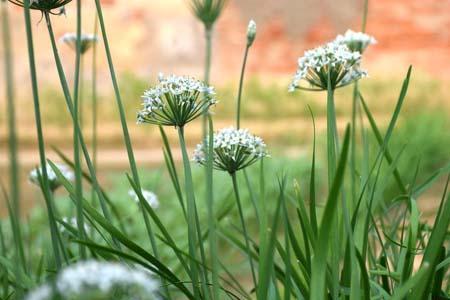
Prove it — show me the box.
[56,261,159,297]
[59,33,98,54]
[247,19,257,46]
[25,284,52,300]
[25,261,159,299]
[29,162,74,191]
[137,74,217,127]
[128,189,159,209]
[193,127,268,173]
[334,29,376,53]
[288,41,366,91]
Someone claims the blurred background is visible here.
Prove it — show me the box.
[0,0,449,213]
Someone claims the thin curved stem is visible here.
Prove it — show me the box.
[230,172,257,290]
[24,4,62,271]
[236,45,250,129]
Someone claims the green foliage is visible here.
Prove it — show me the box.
[1,0,449,298]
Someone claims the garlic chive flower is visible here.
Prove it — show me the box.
[60,33,98,54]
[29,163,74,191]
[137,74,217,128]
[128,189,159,209]
[190,0,227,29]
[8,0,72,13]
[246,20,257,46]
[334,29,376,53]
[26,260,159,300]
[193,127,268,174]
[288,41,367,92]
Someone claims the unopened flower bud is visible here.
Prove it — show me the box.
[246,20,257,46]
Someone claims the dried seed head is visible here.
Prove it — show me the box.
[190,0,227,29]
[8,0,72,13]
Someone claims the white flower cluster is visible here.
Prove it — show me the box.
[128,189,159,208]
[59,33,98,54]
[137,74,217,126]
[29,163,74,190]
[334,29,376,53]
[26,261,159,300]
[288,41,365,91]
[193,127,268,172]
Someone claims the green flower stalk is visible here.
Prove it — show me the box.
[138,73,217,298]
[194,127,268,288]
[236,20,257,129]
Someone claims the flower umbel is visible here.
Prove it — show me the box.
[189,0,227,29]
[25,260,159,300]
[29,162,74,191]
[60,33,98,55]
[288,41,366,92]
[193,127,268,173]
[137,74,217,127]
[334,29,376,53]
[128,189,159,209]
[8,0,71,13]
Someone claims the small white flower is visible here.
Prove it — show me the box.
[57,260,159,298]
[247,19,257,46]
[137,73,217,127]
[59,33,98,54]
[289,40,366,91]
[25,284,52,300]
[193,127,268,173]
[334,29,376,53]
[128,189,159,209]
[29,162,74,191]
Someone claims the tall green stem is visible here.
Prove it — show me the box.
[43,12,118,250]
[326,86,337,187]
[231,172,257,289]
[177,126,201,298]
[23,3,62,270]
[236,45,250,129]
[72,0,87,258]
[92,14,99,184]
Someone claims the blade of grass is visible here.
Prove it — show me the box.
[22,0,62,270]
[310,125,351,300]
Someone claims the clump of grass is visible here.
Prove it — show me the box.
[1,0,449,299]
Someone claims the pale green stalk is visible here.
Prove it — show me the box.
[23,0,62,270]
[230,172,257,289]
[73,0,87,258]
[177,126,201,298]
[43,12,118,249]
[236,45,250,129]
